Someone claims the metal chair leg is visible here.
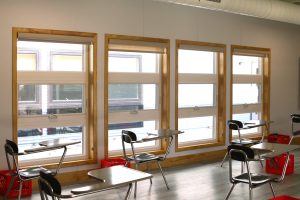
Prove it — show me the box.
[18,180,23,200]
[269,183,276,198]
[5,175,16,200]
[225,184,236,200]
[157,161,169,190]
[249,187,253,200]
[221,152,228,167]
[134,181,137,198]
[258,154,264,168]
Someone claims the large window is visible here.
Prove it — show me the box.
[105,34,169,156]
[13,28,97,167]
[175,40,226,151]
[231,45,270,138]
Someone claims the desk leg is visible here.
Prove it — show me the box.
[276,152,290,182]
[54,146,67,175]
[163,136,173,160]
[125,183,133,200]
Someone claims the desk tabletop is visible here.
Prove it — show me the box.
[242,120,268,129]
[251,142,300,158]
[39,138,81,147]
[88,165,152,186]
[24,139,80,153]
[137,129,183,142]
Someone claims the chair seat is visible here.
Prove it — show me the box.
[128,153,164,163]
[233,173,276,187]
[231,139,259,145]
[19,167,52,179]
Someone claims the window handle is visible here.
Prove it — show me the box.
[48,114,58,120]
[193,106,200,111]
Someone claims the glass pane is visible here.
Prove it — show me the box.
[108,121,158,152]
[233,84,261,105]
[17,41,84,72]
[232,112,260,136]
[19,85,37,102]
[18,84,84,116]
[52,85,83,101]
[17,53,37,71]
[109,84,157,112]
[18,125,83,162]
[52,54,83,71]
[233,55,262,75]
[178,49,215,74]
[178,116,214,144]
[178,84,214,108]
[108,51,160,73]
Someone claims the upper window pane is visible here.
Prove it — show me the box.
[178,49,215,74]
[51,54,83,71]
[233,55,262,75]
[178,84,214,108]
[233,84,261,105]
[17,41,84,72]
[109,52,159,73]
[17,53,37,71]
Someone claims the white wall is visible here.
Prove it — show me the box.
[0,0,300,171]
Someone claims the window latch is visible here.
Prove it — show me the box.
[48,114,58,120]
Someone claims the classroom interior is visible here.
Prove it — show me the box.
[1,0,300,199]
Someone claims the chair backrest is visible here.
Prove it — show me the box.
[38,171,62,199]
[121,130,137,160]
[290,114,300,144]
[227,120,243,130]
[227,145,253,183]
[5,139,19,171]
[228,145,254,162]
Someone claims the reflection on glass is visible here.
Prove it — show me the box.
[178,116,214,144]
[52,54,83,71]
[18,126,83,161]
[179,84,214,108]
[17,41,84,72]
[19,85,37,102]
[178,49,215,74]
[108,51,159,73]
[108,84,157,112]
[18,84,84,116]
[108,121,157,152]
[17,53,37,71]
[233,55,262,75]
[233,84,261,105]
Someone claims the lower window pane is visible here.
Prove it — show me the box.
[18,126,83,162]
[108,120,159,153]
[178,116,214,145]
[232,112,261,136]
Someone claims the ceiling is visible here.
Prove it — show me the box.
[155,0,300,26]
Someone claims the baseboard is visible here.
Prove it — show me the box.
[31,149,226,190]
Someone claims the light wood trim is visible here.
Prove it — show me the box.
[175,40,226,151]
[12,27,98,167]
[230,45,271,141]
[104,34,170,158]
[12,28,18,142]
[31,148,226,190]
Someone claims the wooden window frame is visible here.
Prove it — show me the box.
[104,34,170,157]
[12,27,98,168]
[230,45,270,140]
[175,40,226,152]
